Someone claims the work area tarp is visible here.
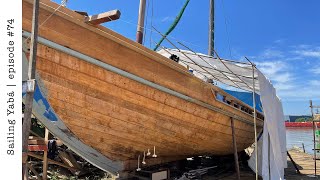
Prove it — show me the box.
[157,48,259,92]
[158,49,287,179]
[257,70,287,179]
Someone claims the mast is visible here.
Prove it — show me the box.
[208,0,214,56]
[136,0,146,44]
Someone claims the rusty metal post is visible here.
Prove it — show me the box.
[136,0,146,44]
[311,100,316,176]
[22,0,40,179]
[231,117,240,180]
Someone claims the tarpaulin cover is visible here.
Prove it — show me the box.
[157,49,259,92]
[158,49,287,179]
[224,89,263,112]
[248,71,287,179]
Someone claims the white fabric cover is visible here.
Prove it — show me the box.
[158,49,287,179]
[258,70,287,180]
[157,49,260,92]
[248,137,263,175]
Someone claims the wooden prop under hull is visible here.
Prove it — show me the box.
[22,0,264,175]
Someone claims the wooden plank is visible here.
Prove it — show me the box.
[85,10,121,25]
[66,150,82,170]
[35,55,258,135]
[231,117,240,180]
[42,128,49,180]
[28,145,48,151]
[27,152,77,170]
[58,151,81,173]
[28,139,45,145]
[26,163,41,180]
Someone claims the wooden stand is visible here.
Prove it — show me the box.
[42,128,49,180]
[22,0,40,179]
[231,117,240,180]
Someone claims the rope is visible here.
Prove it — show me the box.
[153,0,190,51]
[24,0,69,43]
[221,0,233,59]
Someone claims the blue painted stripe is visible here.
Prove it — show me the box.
[23,83,58,121]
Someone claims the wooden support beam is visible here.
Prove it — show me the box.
[42,128,49,180]
[58,151,81,174]
[28,139,45,145]
[22,0,40,179]
[85,10,121,25]
[287,151,301,174]
[27,152,77,170]
[26,163,41,180]
[66,150,82,170]
[231,117,240,180]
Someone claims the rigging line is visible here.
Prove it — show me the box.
[158,46,250,92]
[158,46,213,81]
[213,49,253,90]
[168,48,257,79]
[221,0,233,59]
[182,60,255,79]
[172,49,251,65]
[32,1,207,82]
[143,0,150,45]
[149,0,154,49]
[24,0,68,43]
[166,54,254,79]
[177,41,243,90]
[114,16,205,52]
[152,26,226,84]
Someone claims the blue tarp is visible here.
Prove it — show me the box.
[223,89,263,112]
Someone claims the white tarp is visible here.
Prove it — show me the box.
[257,70,287,179]
[158,49,287,179]
[157,49,260,92]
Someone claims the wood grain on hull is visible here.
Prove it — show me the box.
[23,0,263,167]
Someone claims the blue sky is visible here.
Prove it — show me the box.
[53,0,320,115]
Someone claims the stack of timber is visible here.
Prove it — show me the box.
[22,0,264,175]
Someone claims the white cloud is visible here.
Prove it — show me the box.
[274,83,295,91]
[261,49,284,59]
[256,61,293,83]
[161,16,175,22]
[310,80,320,86]
[292,46,320,59]
[274,39,285,44]
[242,43,320,102]
[310,66,320,74]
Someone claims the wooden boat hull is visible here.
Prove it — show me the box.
[22,0,264,175]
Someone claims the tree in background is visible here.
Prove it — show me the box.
[295,117,312,122]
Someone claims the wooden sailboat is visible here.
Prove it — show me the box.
[22,0,264,175]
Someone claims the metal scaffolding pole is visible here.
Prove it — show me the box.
[250,61,258,180]
[310,100,317,176]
